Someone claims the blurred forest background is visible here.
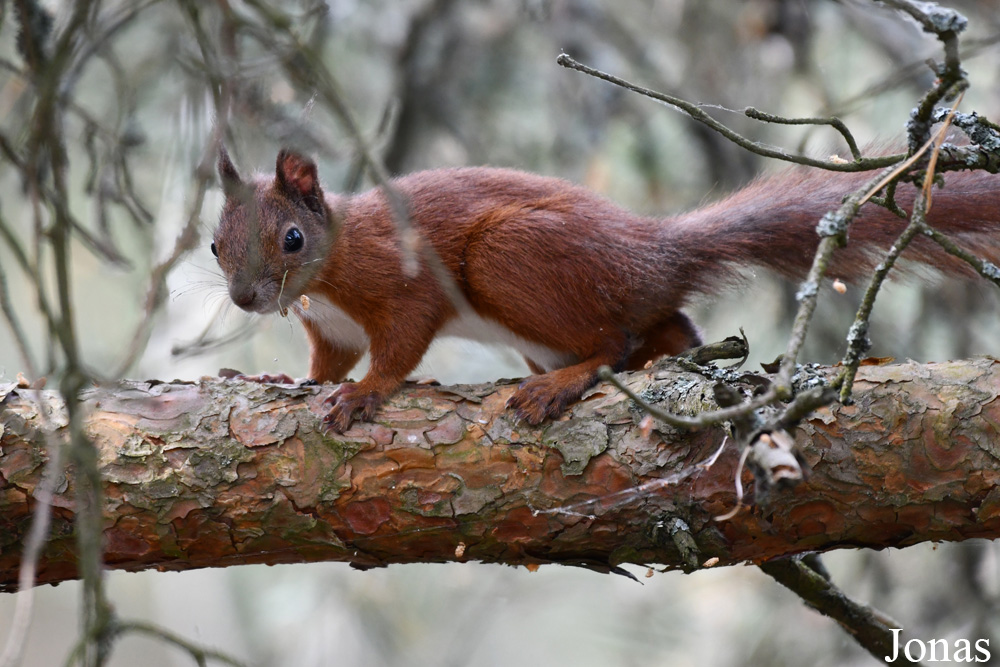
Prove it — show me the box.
[2,0,1000,665]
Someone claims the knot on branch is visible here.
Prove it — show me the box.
[664,518,701,571]
[878,0,968,35]
[815,210,849,239]
[930,109,1000,153]
[912,1,968,34]
[844,320,873,365]
[794,280,819,302]
[908,89,969,153]
[933,144,1000,174]
[979,261,1000,282]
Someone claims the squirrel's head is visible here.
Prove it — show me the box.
[213,148,337,314]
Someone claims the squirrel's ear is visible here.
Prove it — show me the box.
[276,149,324,214]
[218,146,244,198]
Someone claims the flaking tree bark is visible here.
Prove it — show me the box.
[1,357,999,590]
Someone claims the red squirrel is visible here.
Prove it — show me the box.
[213,148,1000,432]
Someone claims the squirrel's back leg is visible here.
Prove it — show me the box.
[510,313,701,423]
[507,331,631,424]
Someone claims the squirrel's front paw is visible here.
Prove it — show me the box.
[322,383,382,432]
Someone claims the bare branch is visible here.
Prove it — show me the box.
[760,556,909,665]
[556,53,904,172]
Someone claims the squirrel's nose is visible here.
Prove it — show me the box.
[229,285,257,310]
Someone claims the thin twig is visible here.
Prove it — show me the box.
[744,107,862,160]
[713,444,752,522]
[922,227,1000,288]
[597,365,779,430]
[0,253,34,375]
[760,556,912,665]
[14,2,119,665]
[839,96,963,401]
[772,166,900,396]
[556,54,904,172]
[101,620,247,667]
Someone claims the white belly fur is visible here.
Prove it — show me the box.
[440,311,576,372]
[295,293,370,351]
[297,294,574,372]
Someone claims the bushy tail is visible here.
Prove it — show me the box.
[664,166,1000,297]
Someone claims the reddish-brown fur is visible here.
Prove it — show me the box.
[213,149,1000,431]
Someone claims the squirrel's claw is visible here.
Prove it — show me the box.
[322,383,381,433]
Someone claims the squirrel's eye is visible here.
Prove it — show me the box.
[284,227,304,253]
[211,242,218,258]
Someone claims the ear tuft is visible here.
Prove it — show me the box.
[218,145,244,198]
[276,149,324,213]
